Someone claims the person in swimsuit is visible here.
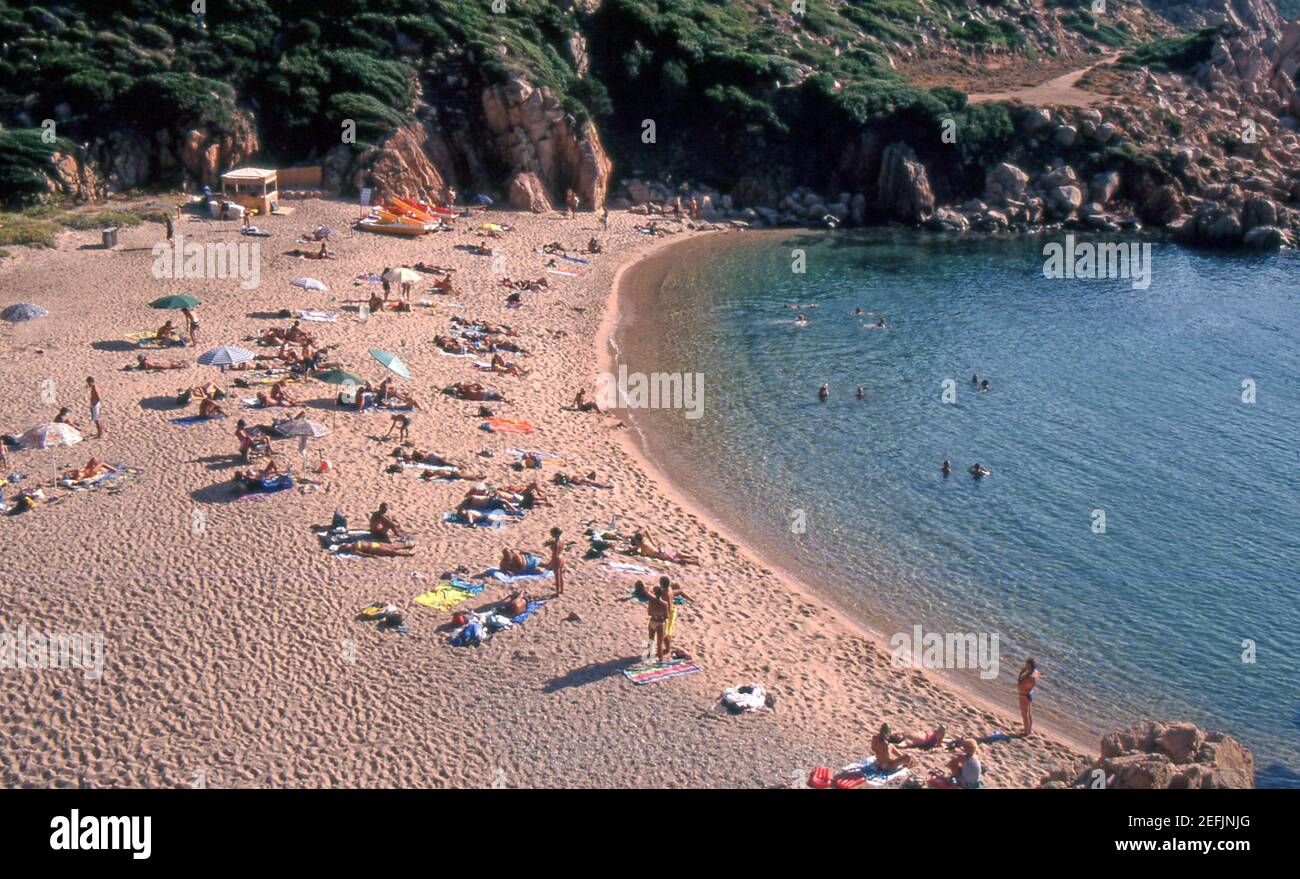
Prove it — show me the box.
[646,584,670,663]
[369,503,403,540]
[942,459,952,477]
[62,458,117,481]
[1017,657,1039,736]
[350,540,415,558]
[870,723,914,772]
[630,529,701,566]
[546,526,567,597]
[658,576,695,659]
[898,724,947,750]
[501,589,529,618]
[818,383,829,402]
[86,376,104,439]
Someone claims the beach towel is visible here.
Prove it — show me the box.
[56,465,140,493]
[843,757,911,786]
[297,310,338,322]
[510,599,547,626]
[622,659,702,686]
[401,461,458,479]
[169,414,221,425]
[413,584,474,612]
[442,510,516,528]
[546,268,580,277]
[481,417,534,435]
[127,330,178,348]
[479,567,553,583]
[603,561,654,576]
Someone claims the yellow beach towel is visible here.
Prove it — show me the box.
[413,584,472,612]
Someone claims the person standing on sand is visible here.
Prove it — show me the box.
[86,376,103,439]
[1017,657,1040,736]
[546,526,567,597]
[645,583,669,663]
[565,189,578,218]
[600,208,609,230]
[181,307,199,346]
[658,575,695,659]
[164,212,174,242]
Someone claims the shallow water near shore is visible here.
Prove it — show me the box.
[617,229,1300,787]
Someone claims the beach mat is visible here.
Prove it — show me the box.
[479,567,552,583]
[481,417,534,435]
[413,584,474,611]
[843,758,910,787]
[623,659,702,686]
[169,414,222,425]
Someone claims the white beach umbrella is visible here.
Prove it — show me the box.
[17,422,82,450]
[291,277,328,292]
[198,345,255,368]
[382,267,422,285]
[273,418,332,439]
[1,303,48,322]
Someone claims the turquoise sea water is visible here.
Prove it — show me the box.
[617,231,1300,787]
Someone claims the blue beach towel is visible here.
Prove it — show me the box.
[479,567,554,583]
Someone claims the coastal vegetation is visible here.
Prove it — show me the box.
[0,0,1147,205]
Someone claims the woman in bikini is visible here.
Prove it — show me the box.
[631,529,701,566]
[646,584,670,663]
[1017,657,1039,736]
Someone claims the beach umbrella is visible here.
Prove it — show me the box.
[17,422,82,450]
[314,368,365,386]
[1,303,48,323]
[274,418,332,439]
[291,277,328,292]
[369,348,411,380]
[197,345,255,368]
[149,294,201,310]
[472,194,493,206]
[382,267,422,285]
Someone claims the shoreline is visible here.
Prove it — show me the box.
[596,229,1098,759]
[0,199,1092,788]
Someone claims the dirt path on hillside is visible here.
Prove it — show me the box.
[969,52,1120,107]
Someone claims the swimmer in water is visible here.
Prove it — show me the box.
[854,307,863,315]
[856,387,865,400]
[969,463,990,478]
[794,313,809,325]
[942,459,952,476]
[818,383,829,402]
[980,379,991,392]
[971,373,980,384]
[876,318,886,328]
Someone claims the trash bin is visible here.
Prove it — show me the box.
[101,227,118,248]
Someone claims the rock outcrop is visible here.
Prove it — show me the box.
[1041,721,1254,789]
[481,79,610,210]
[875,143,934,224]
[507,170,554,212]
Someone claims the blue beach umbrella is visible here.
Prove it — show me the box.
[369,348,411,380]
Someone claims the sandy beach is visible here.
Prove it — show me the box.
[0,197,1088,788]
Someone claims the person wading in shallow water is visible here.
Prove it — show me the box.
[1017,657,1040,736]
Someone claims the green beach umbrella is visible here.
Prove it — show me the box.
[315,368,365,386]
[369,349,411,380]
[149,294,201,309]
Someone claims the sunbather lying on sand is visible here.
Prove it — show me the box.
[500,589,530,617]
[350,540,415,558]
[451,316,517,337]
[446,382,509,403]
[499,549,543,576]
[376,379,420,410]
[553,471,612,489]
[871,724,915,772]
[130,354,187,370]
[457,486,521,515]
[489,353,529,377]
[236,458,288,484]
[630,528,701,565]
[895,724,947,750]
[62,458,118,481]
[434,334,473,355]
[502,481,551,508]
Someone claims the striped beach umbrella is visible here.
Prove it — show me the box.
[17,422,82,449]
[369,348,411,380]
[149,295,201,309]
[291,277,328,292]
[197,345,255,368]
